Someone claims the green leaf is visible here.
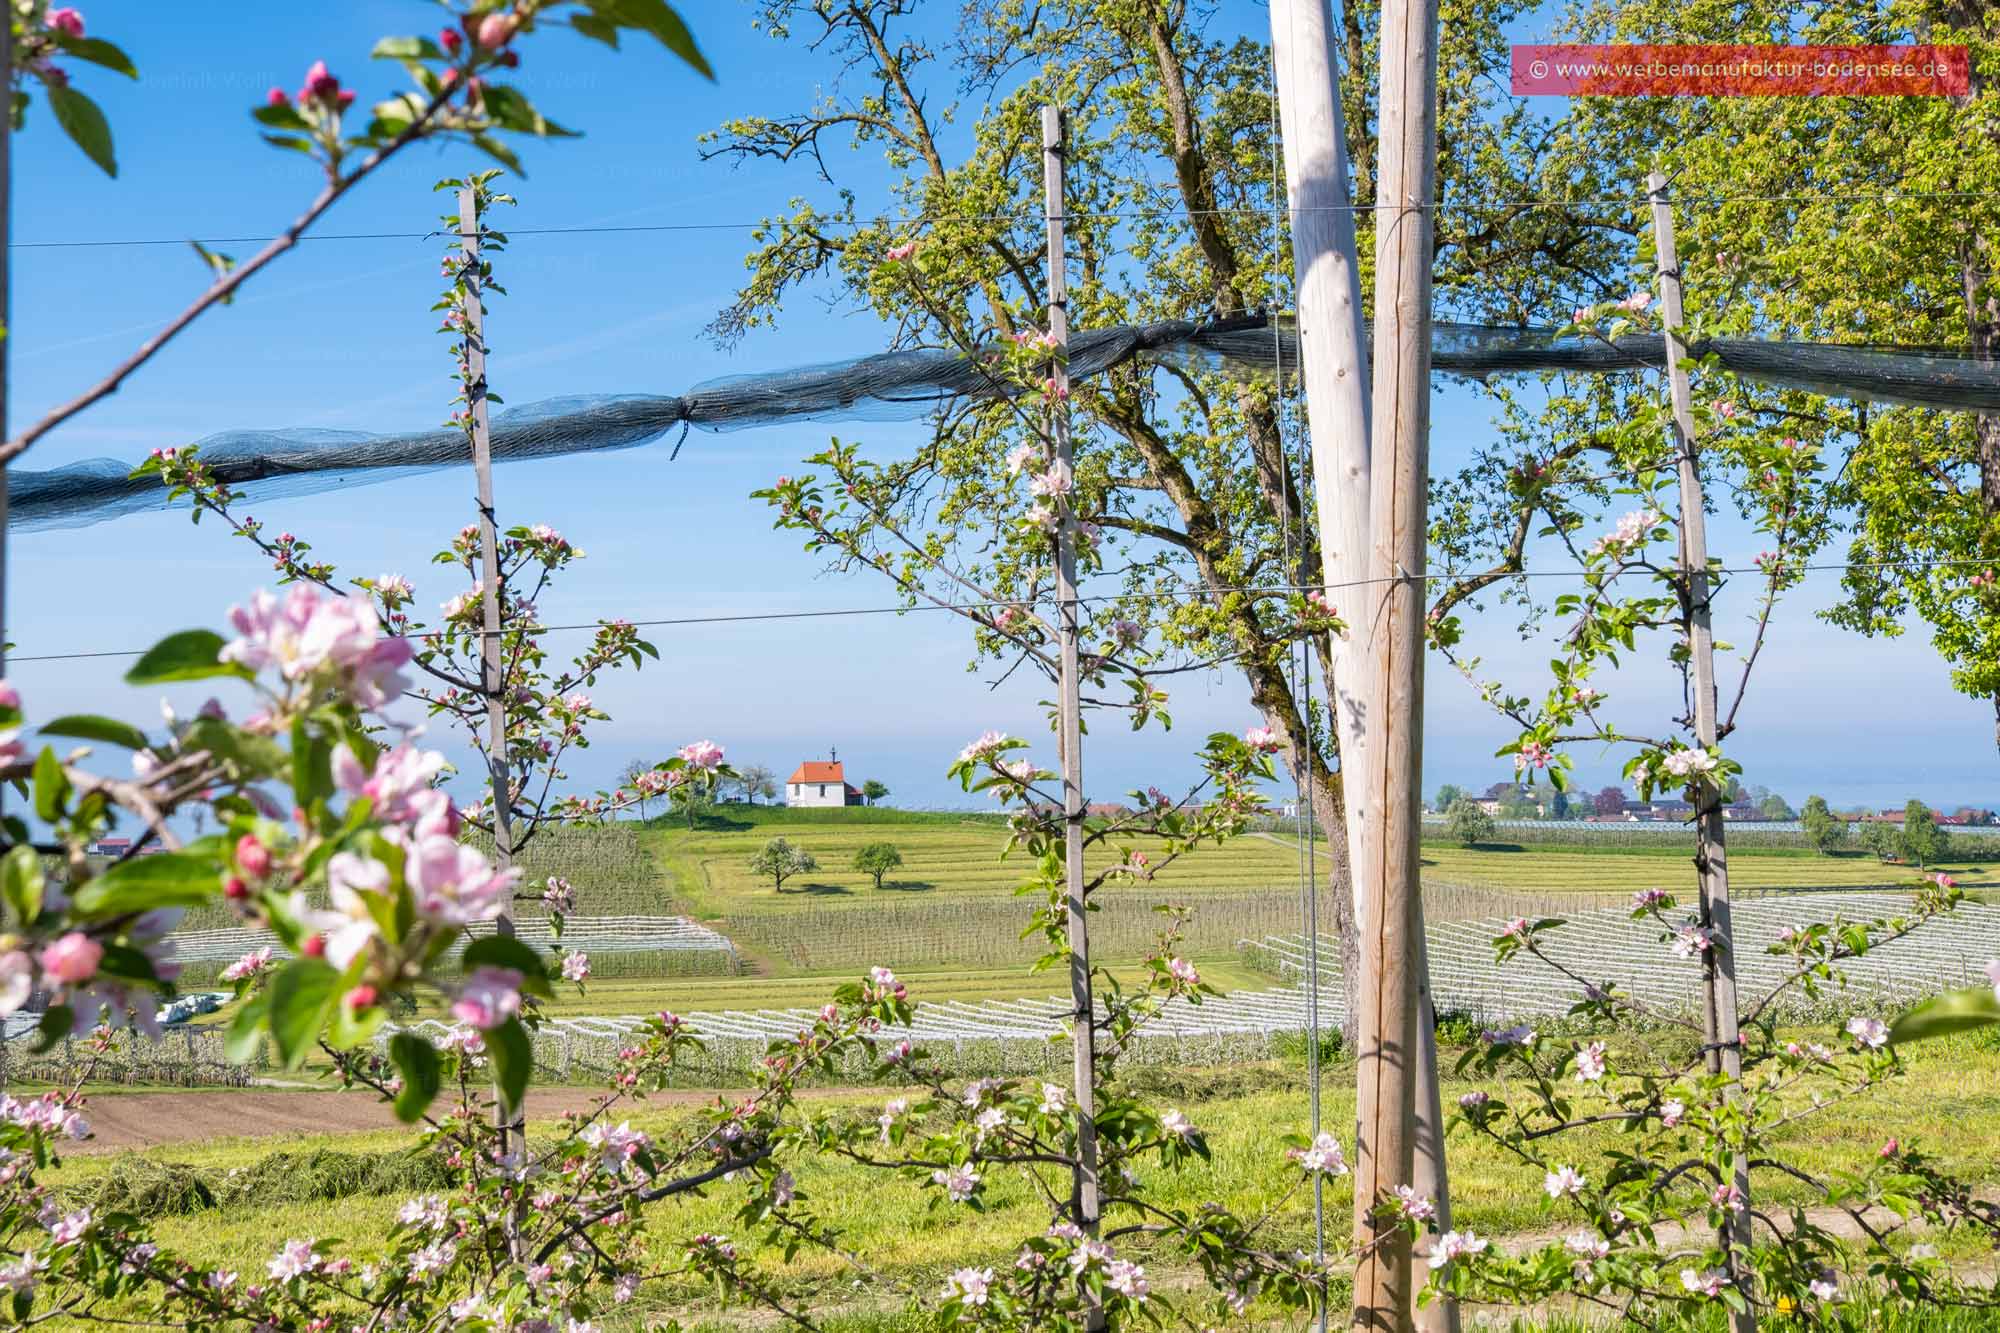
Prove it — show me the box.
[189,241,238,302]
[388,1032,442,1123]
[593,0,713,79]
[40,714,149,751]
[569,13,621,47]
[371,35,444,61]
[48,85,115,176]
[462,935,551,998]
[54,35,138,78]
[33,1006,73,1054]
[125,630,248,685]
[224,993,270,1063]
[468,132,523,175]
[478,85,577,138]
[252,102,312,131]
[71,850,222,917]
[487,1017,532,1111]
[31,748,66,823]
[1,846,44,927]
[291,718,333,812]
[1889,984,2000,1045]
[267,959,340,1068]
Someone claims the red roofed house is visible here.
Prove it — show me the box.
[787,751,864,808]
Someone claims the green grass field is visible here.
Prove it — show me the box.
[38,1029,2000,1330]
[647,807,1312,918]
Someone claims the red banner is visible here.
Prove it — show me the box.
[1511,44,1969,97]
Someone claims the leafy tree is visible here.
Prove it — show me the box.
[853,841,904,889]
[1446,799,1495,848]
[1592,785,1626,816]
[1758,792,1795,821]
[738,763,778,805]
[1432,783,1467,813]
[861,779,890,806]
[1901,800,1952,869]
[748,837,819,893]
[1859,820,1902,863]
[713,0,1540,966]
[1800,795,1847,855]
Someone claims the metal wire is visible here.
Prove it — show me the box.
[17,189,2000,250]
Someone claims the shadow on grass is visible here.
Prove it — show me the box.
[879,880,937,893]
[783,881,855,896]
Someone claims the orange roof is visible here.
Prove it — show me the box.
[789,760,845,784]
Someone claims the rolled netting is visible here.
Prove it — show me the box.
[15,316,2000,532]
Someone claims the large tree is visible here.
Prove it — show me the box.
[705,0,1539,961]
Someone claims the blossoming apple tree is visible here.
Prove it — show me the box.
[1414,291,2000,1324]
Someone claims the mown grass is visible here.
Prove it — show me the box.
[36,1029,2000,1329]
[1416,844,1998,894]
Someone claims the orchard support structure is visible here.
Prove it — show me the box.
[1268,5,1456,1327]
[1351,0,1440,1325]
[1043,104,1106,1332]
[1648,171,1753,1332]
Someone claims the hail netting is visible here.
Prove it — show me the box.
[16,316,2000,532]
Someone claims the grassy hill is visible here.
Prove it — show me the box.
[646,804,1312,919]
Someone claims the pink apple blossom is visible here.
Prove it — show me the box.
[1244,725,1281,752]
[220,947,274,983]
[1428,1230,1488,1270]
[450,966,523,1030]
[38,934,102,986]
[943,1266,993,1306]
[47,8,84,38]
[404,836,518,925]
[932,1163,978,1203]
[885,241,917,261]
[1544,1164,1586,1197]
[560,952,590,983]
[1290,1132,1347,1175]
[679,739,724,770]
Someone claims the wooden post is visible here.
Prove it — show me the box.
[1,17,12,682]
[1043,105,1104,1328]
[1352,0,1439,1325]
[457,185,517,919]
[1648,171,1754,1330]
[1269,8,1456,1327]
[459,186,525,1197]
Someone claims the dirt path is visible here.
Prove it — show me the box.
[64,1087,735,1155]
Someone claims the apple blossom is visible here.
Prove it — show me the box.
[1395,1185,1436,1221]
[451,966,524,1030]
[1106,1259,1149,1301]
[679,739,724,769]
[1846,1015,1888,1049]
[220,947,274,983]
[1428,1230,1489,1270]
[1681,1267,1730,1297]
[1544,1165,1587,1198]
[1291,1132,1347,1175]
[1564,1230,1609,1261]
[560,951,590,983]
[932,1163,978,1203]
[1574,1041,1607,1081]
[943,1265,994,1305]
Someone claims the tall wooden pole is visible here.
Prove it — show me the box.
[459,186,523,1193]
[1353,0,1439,1324]
[1043,105,1104,1331]
[1269,8,1456,1328]
[1648,172,1754,1331]
[457,185,517,913]
[1,18,12,681]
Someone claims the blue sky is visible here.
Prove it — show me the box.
[12,2,1992,815]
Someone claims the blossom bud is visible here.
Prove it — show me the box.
[345,985,379,1011]
[475,12,519,48]
[235,835,272,881]
[266,88,289,108]
[498,49,520,68]
[222,875,249,901]
[440,26,464,55]
[302,934,327,959]
[47,8,85,39]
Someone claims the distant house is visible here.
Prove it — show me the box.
[787,758,864,808]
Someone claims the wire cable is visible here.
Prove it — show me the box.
[17,190,2000,250]
[4,554,1988,664]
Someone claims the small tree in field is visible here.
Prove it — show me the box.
[1758,792,1794,820]
[1860,819,1902,862]
[1593,785,1626,816]
[853,841,903,889]
[1801,795,1847,854]
[861,778,889,805]
[1432,782,1466,812]
[1447,798,1495,848]
[620,758,653,820]
[749,836,817,892]
[1901,799,1951,868]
